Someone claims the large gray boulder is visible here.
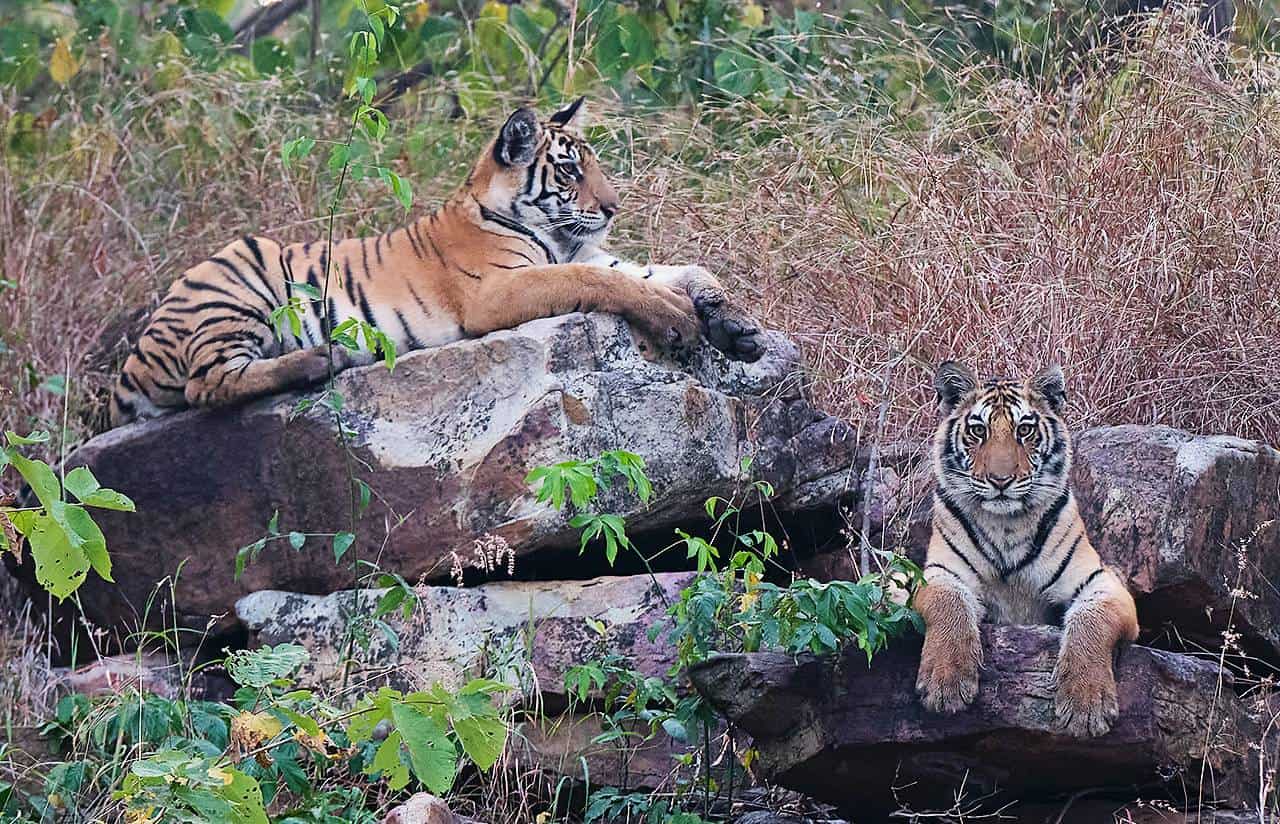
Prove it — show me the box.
[16,314,859,634]
[237,572,688,695]
[690,626,1271,817]
[239,573,693,790]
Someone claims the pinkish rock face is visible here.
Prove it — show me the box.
[9,314,860,639]
[690,626,1270,817]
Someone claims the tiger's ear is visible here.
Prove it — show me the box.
[1030,364,1067,413]
[494,107,542,167]
[935,361,977,414]
[549,96,587,132]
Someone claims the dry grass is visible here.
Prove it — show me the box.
[2,10,1279,459]
[616,10,1280,444]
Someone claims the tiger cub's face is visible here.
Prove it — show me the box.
[932,362,1072,516]
[473,98,619,252]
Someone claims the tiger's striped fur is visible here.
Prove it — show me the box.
[108,99,764,429]
[914,362,1139,738]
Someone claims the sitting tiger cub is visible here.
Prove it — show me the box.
[108,98,763,428]
[914,362,1138,738]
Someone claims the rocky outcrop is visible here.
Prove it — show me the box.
[19,314,858,635]
[239,573,690,790]
[690,625,1271,817]
[237,572,686,695]
[1071,426,1280,665]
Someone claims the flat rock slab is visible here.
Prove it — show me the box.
[690,626,1268,816]
[14,314,860,634]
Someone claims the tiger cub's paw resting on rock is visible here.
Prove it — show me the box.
[1053,657,1120,738]
[915,631,982,714]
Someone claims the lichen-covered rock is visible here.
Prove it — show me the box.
[236,572,688,694]
[12,314,858,634]
[239,572,692,792]
[690,626,1269,816]
[1071,425,1280,664]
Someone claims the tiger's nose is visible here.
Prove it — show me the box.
[988,474,1014,490]
[599,199,618,220]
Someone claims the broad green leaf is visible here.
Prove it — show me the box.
[63,505,112,582]
[333,532,355,563]
[367,730,410,790]
[7,451,59,509]
[391,702,456,795]
[451,712,506,771]
[62,467,99,502]
[225,643,309,689]
[27,516,88,601]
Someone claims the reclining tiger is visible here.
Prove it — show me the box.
[108,98,764,428]
[914,362,1139,738]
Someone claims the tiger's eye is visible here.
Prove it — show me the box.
[1017,422,1037,438]
[967,423,987,439]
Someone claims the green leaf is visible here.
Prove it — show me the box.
[713,49,761,98]
[62,505,112,582]
[250,36,293,76]
[333,531,355,563]
[452,712,506,771]
[225,643,309,689]
[368,730,411,790]
[65,468,135,512]
[391,702,456,795]
[5,430,49,446]
[27,516,88,600]
[7,450,59,509]
[288,532,306,550]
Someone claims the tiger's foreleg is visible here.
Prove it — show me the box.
[581,252,764,362]
[1050,564,1138,738]
[184,344,352,410]
[460,263,700,354]
[915,538,987,714]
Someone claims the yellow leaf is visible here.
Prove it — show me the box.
[230,711,284,755]
[50,37,80,86]
[208,767,234,786]
[480,0,509,21]
[405,0,430,27]
[741,2,765,27]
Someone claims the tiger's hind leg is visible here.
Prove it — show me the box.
[184,344,352,410]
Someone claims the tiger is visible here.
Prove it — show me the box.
[107,97,765,429]
[913,362,1139,738]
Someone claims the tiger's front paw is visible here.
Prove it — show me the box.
[916,633,981,714]
[1053,660,1119,738]
[634,285,700,359]
[689,288,765,363]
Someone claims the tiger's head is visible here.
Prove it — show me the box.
[931,362,1072,516]
[470,97,619,256]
